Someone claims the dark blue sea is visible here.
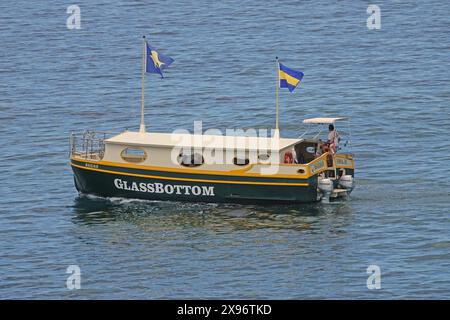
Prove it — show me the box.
[0,0,449,299]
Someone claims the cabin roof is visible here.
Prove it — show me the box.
[105,131,301,151]
[303,117,347,124]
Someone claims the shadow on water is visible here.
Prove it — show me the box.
[71,194,355,233]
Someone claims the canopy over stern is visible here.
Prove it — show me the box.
[303,117,347,124]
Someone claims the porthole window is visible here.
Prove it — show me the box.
[233,157,249,166]
[121,147,147,163]
[178,150,204,167]
[258,153,271,161]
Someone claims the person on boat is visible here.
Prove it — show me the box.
[327,124,340,153]
[321,124,340,154]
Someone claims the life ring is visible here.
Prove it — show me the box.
[284,151,294,164]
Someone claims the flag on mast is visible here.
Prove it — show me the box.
[279,63,303,92]
[145,42,174,78]
[139,37,174,133]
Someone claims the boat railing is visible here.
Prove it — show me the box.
[70,131,112,161]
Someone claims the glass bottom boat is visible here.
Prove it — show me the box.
[70,117,354,204]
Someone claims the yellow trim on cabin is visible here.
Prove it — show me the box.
[71,163,310,187]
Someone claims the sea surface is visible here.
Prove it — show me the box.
[0,0,449,299]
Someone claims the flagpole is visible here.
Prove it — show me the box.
[139,35,146,134]
[274,56,280,139]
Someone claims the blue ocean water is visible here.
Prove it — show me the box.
[0,0,449,299]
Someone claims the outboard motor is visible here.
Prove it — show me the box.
[339,175,354,190]
[318,178,333,202]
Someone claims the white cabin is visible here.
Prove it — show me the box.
[101,131,304,172]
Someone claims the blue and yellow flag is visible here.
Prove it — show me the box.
[279,63,304,92]
[146,42,174,78]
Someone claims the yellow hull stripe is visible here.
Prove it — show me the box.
[71,163,310,187]
[71,157,314,179]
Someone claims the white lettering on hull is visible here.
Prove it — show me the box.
[114,178,215,197]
